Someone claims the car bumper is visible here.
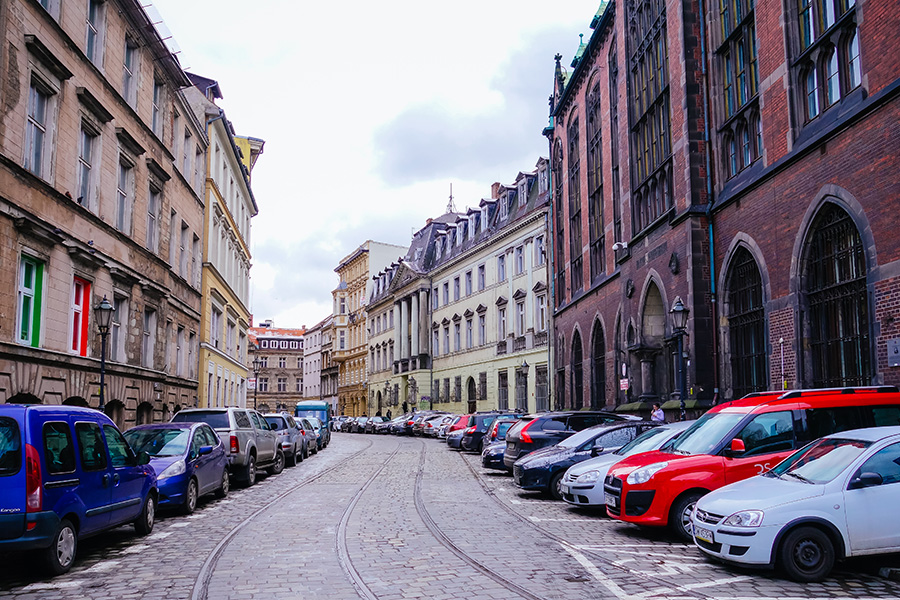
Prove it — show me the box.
[157,474,190,507]
[691,519,777,566]
[0,511,60,551]
[482,454,506,470]
[513,466,549,491]
[561,482,604,506]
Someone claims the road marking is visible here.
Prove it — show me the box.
[21,581,83,591]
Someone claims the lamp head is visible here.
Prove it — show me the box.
[94,296,114,335]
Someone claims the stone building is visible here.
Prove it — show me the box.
[247,321,304,413]
[0,0,206,426]
[549,0,900,420]
[302,316,327,402]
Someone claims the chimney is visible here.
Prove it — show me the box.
[491,182,501,199]
[426,218,433,225]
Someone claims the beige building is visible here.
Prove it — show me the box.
[302,317,327,402]
[319,316,338,414]
[332,241,407,417]
[0,0,206,426]
[368,160,552,415]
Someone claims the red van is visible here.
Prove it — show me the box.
[603,387,900,540]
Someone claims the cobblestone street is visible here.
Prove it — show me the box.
[2,434,899,600]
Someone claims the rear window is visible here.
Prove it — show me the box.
[475,415,496,427]
[806,405,900,440]
[172,411,231,429]
[43,422,76,475]
[75,421,108,471]
[508,418,532,437]
[265,416,287,430]
[0,417,22,476]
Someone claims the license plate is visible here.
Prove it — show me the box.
[561,484,569,494]
[604,493,618,508]
[694,526,714,544]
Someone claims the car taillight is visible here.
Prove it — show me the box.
[25,444,42,513]
[407,421,414,426]
[519,420,537,444]
[465,427,476,434]
[230,435,239,454]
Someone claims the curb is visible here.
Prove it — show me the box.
[878,567,900,582]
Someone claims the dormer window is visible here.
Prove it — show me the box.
[468,215,476,239]
[499,195,509,220]
[456,223,464,246]
[539,166,549,193]
[481,207,489,233]
[518,180,527,206]
[435,239,442,259]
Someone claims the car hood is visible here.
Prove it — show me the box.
[565,453,623,478]
[697,475,826,515]
[518,445,573,467]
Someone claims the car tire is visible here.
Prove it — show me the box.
[42,518,77,575]
[134,495,155,536]
[183,478,199,515]
[548,471,565,501]
[214,470,229,499]
[243,455,257,487]
[778,526,835,583]
[295,448,303,464]
[669,492,704,542]
[267,450,285,475]
[286,448,296,467]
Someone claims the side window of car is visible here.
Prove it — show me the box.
[806,407,862,440]
[854,442,900,486]
[75,422,108,471]
[567,415,602,431]
[104,426,137,468]
[201,426,220,447]
[287,416,297,429]
[872,406,900,427]
[541,417,567,431]
[736,411,795,457]
[249,412,266,431]
[43,421,76,474]
[596,427,637,449]
[0,417,21,476]
[234,411,252,429]
[189,430,203,458]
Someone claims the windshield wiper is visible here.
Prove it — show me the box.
[784,472,814,484]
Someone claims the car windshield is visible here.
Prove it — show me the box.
[296,409,328,422]
[614,426,670,456]
[558,424,612,449]
[497,421,515,438]
[124,428,190,457]
[668,411,746,455]
[307,418,322,429]
[767,437,872,484]
[171,410,230,429]
[265,417,287,430]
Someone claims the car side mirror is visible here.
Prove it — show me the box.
[199,445,213,456]
[724,438,745,457]
[590,446,603,457]
[137,451,151,466]
[849,471,883,490]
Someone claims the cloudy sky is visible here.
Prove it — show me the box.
[151,0,602,329]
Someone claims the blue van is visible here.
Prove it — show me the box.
[0,404,157,575]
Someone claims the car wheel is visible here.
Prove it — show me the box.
[296,448,303,464]
[42,518,77,575]
[669,492,704,542]
[268,450,285,475]
[548,471,565,501]
[778,526,835,583]
[244,455,257,487]
[183,479,199,515]
[214,470,229,498]
[286,448,296,467]
[134,495,155,536]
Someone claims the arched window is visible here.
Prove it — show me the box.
[740,123,751,168]
[727,134,738,178]
[591,321,606,410]
[571,330,584,410]
[805,203,870,387]
[846,31,860,90]
[806,65,820,120]
[727,248,767,398]
[753,112,763,158]
[825,48,840,106]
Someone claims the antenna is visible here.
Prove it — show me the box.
[446,183,456,214]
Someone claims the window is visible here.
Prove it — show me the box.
[227,321,236,355]
[498,370,509,410]
[479,315,486,345]
[454,323,461,351]
[85,0,104,66]
[498,307,507,339]
[75,422,107,471]
[69,276,91,356]
[296,378,303,393]
[176,326,185,377]
[76,125,98,209]
[123,38,138,107]
[116,156,135,233]
[735,411,795,457]
[259,356,268,368]
[25,79,54,179]
[567,117,584,291]
[587,82,605,282]
[183,129,192,175]
[179,222,189,278]
[443,326,450,354]
[111,296,127,362]
[432,287,439,308]
[433,329,440,356]
[535,236,546,266]
[258,377,269,392]
[211,306,222,349]
[855,443,900,486]
[340,297,346,314]
[454,277,460,301]
[466,318,473,348]
[142,308,157,368]
[279,356,287,368]
[727,248,767,398]
[339,330,345,350]
[478,265,486,290]
[43,422,75,474]
[516,301,526,335]
[147,185,161,253]
[277,377,287,392]
[554,141,566,305]
[465,271,472,296]
[515,246,524,275]
[17,256,43,347]
[498,255,506,282]
[443,282,450,304]
[806,66,820,119]
[152,79,164,136]
[537,295,547,332]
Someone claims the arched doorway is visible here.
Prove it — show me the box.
[7,393,41,404]
[590,320,605,409]
[571,331,584,410]
[136,402,154,425]
[726,247,767,398]
[104,400,125,429]
[63,396,89,407]
[802,203,871,387]
[376,391,383,416]
[638,283,666,401]
[466,377,477,413]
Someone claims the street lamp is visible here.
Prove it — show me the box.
[94,296,114,412]
[252,356,262,410]
[670,298,689,421]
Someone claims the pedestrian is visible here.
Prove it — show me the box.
[386,409,392,420]
[402,401,408,414]
[651,402,665,422]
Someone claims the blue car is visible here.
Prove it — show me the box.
[0,404,157,575]
[123,422,228,514]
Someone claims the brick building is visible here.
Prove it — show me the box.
[549,0,900,418]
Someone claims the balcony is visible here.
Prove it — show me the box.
[534,331,548,347]
[513,336,527,352]
[496,341,508,356]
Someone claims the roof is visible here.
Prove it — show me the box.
[248,326,306,345]
[186,72,223,100]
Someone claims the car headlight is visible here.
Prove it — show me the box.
[626,461,669,485]
[575,470,601,484]
[722,510,764,528]
[158,460,186,480]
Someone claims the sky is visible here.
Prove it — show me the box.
[150,0,603,330]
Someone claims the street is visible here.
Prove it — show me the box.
[2,434,899,600]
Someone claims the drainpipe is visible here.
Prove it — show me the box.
[698,0,720,404]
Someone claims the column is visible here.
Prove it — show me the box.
[393,303,401,362]
[410,293,420,357]
[400,298,409,359]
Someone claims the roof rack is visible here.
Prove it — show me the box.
[780,386,899,399]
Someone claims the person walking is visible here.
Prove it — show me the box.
[651,402,665,422]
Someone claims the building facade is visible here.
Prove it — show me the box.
[302,317,326,401]
[248,321,304,413]
[0,0,206,427]
[185,74,259,409]
[319,316,338,414]
[549,0,900,420]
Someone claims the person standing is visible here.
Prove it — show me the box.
[651,403,665,422]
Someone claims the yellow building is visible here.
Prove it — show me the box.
[186,74,260,408]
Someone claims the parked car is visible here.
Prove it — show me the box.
[365,416,389,434]
[349,416,370,433]
[482,416,520,448]
[124,422,228,513]
[411,412,448,436]
[461,412,521,452]
[388,414,412,435]
[514,421,659,499]
[482,440,509,470]
[0,404,156,575]
[422,414,452,438]
[503,411,637,470]
[604,386,900,540]
[333,416,350,432]
[171,407,283,487]
[378,415,404,434]
[263,413,305,466]
[437,415,461,439]
[306,417,328,449]
[447,428,466,450]
[296,418,318,455]
[561,420,694,507]
[691,426,900,582]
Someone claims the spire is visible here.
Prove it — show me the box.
[446,183,457,214]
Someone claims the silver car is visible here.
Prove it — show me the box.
[264,413,305,466]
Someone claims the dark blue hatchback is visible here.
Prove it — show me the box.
[0,404,157,575]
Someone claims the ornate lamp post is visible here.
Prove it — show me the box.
[670,298,689,421]
[94,296,114,412]
[252,356,262,410]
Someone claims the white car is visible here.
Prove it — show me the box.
[560,420,694,507]
[691,425,900,582]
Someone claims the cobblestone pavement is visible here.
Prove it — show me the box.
[1,433,899,599]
